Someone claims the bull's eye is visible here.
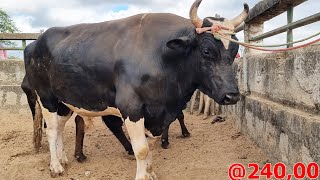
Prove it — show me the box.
[203,48,209,55]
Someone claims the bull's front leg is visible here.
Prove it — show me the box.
[125,118,157,180]
[176,111,190,137]
[160,126,170,149]
[102,116,133,155]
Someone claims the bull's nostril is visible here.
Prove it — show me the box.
[223,93,240,104]
[225,94,233,101]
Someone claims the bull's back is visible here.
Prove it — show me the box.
[44,13,190,62]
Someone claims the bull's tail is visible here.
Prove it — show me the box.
[21,75,43,153]
[33,100,43,152]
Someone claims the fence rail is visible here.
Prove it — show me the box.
[0,33,40,50]
[0,33,40,40]
[245,0,307,24]
[235,0,319,48]
[250,12,320,42]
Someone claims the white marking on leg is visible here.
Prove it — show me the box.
[36,98,64,177]
[125,118,157,180]
[56,112,72,166]
[146,135,158,179]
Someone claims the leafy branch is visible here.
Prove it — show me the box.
[0,9,20,47]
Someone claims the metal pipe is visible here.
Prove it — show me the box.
[250,12,320,41]
[287,6,293,48]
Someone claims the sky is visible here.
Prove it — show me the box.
[1,0,319,57]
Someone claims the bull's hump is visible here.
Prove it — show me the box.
[138,13,190,28]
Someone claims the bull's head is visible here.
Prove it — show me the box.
[166,0,248,105]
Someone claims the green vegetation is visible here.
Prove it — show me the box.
[0,9,20,47]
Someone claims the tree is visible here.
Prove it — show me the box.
[0,9,20,46]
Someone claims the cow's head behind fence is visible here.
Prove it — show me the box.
[166,0,248,105]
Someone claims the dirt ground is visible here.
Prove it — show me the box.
[0,109,271,180]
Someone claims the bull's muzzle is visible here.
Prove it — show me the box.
[222,92,240,105]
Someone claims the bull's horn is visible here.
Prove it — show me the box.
[231,3,249,28]
[189,0,203,28]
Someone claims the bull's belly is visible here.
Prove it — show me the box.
[63,102,122,118]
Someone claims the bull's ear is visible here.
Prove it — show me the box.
[166,36,191,52]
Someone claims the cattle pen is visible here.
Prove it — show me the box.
[1,0,320,179]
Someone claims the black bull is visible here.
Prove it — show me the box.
[22,0,248,177]
[24,13,240,135]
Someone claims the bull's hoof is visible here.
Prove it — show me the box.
[136,172,158,180]
[50,171,64,178]
[211,115,225,124]
[60,161,68,168]
[75,154,87,163]
[182,131,191,138]
[203,115,209,120]
[148,171,158,180]
[127,149,134,155]
[59,153,69,167]
[161,141,170,149]
[49,161,64,178]
[196,111,201,116]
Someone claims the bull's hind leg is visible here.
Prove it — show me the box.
[74,115,87,162]
[56,103,72,166]
[37,103,63,177]
[125,118,157,180]
[37,99,71,177]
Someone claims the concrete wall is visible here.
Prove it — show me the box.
[221,45,320,168]
[0,59,28,112]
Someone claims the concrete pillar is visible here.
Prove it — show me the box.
[243,22,264,93]
[244,22,264,54]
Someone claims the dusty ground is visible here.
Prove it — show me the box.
[0,109,271,180]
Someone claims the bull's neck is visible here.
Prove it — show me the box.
[176,25,196,39]
[170,26,198,108]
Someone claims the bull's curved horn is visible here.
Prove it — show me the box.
[189,0,203,28]
[230,3,249,28]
